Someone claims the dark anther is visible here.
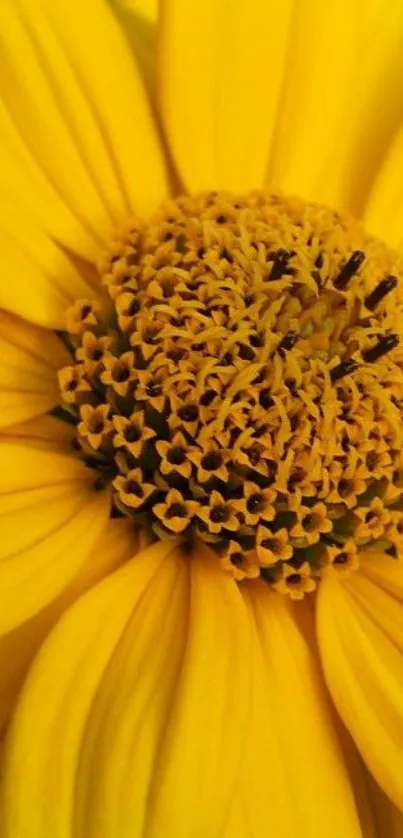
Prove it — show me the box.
[249,332,263,348]
[247,493,262,513]
[210,506,228,523]
[333,250,365,290]
[362,334,399,363]
[230,551,243,566]
[126,480,143,497]
[238,344,256,361]
[333,552,348,565]
[178,405,199,422]
[220,248,233,263]
[248,444,261,466]
[285,378,297,394]
[277,331,299,355]
[216,214,227,224]
[200,389,216,407]
[114,366,130,382]
[364,275,398,311]
[315,252,324,268]
[124,425,141,443]
[90,347,104,361]
[163,231,174,241]
[259,389,274,409]
[338,479,351,497]
[167,446,186,465]
[166,503,186,518]
[330,358,359,382]
[201,452,223,471]
[261,538,276,550]
[146,381,162,397]
[221,352,233,366]
[366,451,378,471]
[80,304,92,319]
[268,249,294,281]
[167,347,186,362]
[197,246,206,258]
[90,420,105,434]
[287,573,302,585]
[125,297,140,317]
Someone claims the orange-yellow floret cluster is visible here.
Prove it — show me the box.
[57,191,403,597]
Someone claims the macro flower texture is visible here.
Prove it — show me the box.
[2,0,403,835]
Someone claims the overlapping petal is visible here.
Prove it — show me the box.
[0,310,70,426]
[0,0,168,308]
[224,584,361,837]
[268,0,403,213]
[341,729,403,838]
[0,414,139,734]
[159,0,293,193]
[0,543,363,838]
[0,421,114,634]
[364,124,403,251]
[317,553,403,811]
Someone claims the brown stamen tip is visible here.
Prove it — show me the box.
[333,250,365,290]
[364,275,398,311]
[277,330,299,355]
[330,358,359,382]
[268,249,294,281]
[362,334,399,363]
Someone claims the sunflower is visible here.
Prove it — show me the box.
[1,0,403,835]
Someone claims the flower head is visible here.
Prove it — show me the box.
[3,1,403,836]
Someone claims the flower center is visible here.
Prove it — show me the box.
[57,191,403,597]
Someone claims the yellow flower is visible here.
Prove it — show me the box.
[2,1,403,836]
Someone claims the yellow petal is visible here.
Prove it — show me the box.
[160,0,293,192]
[0,542,362,837]
[113,0,157,107]
[0,430,114,633]
[114,0,157,21]
[223,583,361,837]
[0,415,74,450]
[0,516,137,736]
[0,0,168,267]
[269,0,403,215]
[341,727,403,838]
[0,540,179,837]
[77,545,251,838]
[0,197,102,327]
[0,310,69,427]
[364,123,403,251]
[1,544,250,838]
[317,555,403,811]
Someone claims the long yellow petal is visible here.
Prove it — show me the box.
[0,516,137,737]
[224,583,361,837]
[269,0,403,215]
[0,0,167,268]
[113,1,157,107]
[159,0,293,192]
[0,540,180,837]
[0,310,69,427]
[317,555,403,811]
[341,727,403,838]
[364,124,403,251]
[0,432,113,633]
[77,545,251,838]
